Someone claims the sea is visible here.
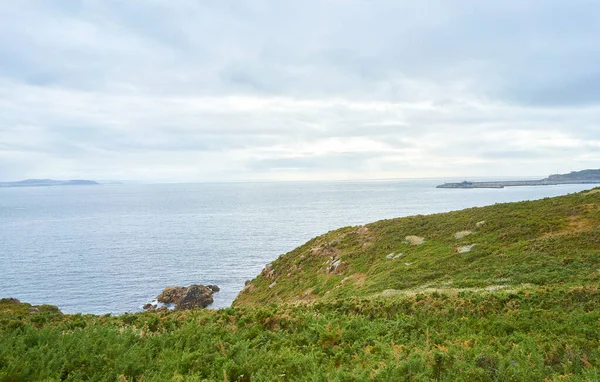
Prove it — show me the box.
[0,179,596,314]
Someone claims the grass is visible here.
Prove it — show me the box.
[234,188,600,306]
[1,287,599,381]
[1,188,600,381]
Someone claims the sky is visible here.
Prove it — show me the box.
[0,0,599,182]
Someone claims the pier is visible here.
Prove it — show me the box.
[436,179,600,189]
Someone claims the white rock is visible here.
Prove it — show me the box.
[405,235,425,245]
[455,230,473,239]
[457,244,477,253]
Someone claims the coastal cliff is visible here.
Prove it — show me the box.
[234,188,600,307]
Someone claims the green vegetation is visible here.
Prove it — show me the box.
[236,188,600,306]
[2,189,600,381]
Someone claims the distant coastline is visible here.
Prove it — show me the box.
[0,179,100,188]
[437,169,600,189]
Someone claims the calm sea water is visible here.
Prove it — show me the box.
[0,179,595,314]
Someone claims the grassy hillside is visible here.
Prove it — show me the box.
[234,188,600,307]
[1,189,600,381]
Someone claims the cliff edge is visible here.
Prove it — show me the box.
[234,188,600,307]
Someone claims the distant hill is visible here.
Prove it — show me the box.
[0,179,99,188]
[545,168,600,181]
[438,168,600,188]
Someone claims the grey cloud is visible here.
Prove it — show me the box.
[247,151,388,172]
[480,150,559,160]
[1,1,598,103]
[502,75,600,107]
[1,1,599,181]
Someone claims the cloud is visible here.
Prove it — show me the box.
[0,0,599,181]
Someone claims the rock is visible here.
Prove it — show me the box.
[475,221,486,228]
[262,263,276,278]
[1,298,20,304]
[144,304,168,313]
[455,230,473,239]
[310,245,340,258]
[323,257,346,274]
[290,264,302,273]
[457,244,477,253]
[175,285,214,311]
[237,283,255,298]
[244,279,251,286]
[327,259,346,274]
[269,281,277,289]
[405,235,425,245]
[152,284,218,311]
[0,298,61,314]
[386,253,404,260]
[157,286,188,304]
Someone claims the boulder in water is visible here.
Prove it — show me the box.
[157,286,188,304]
[145,284,219,312]
[175,285,215,311]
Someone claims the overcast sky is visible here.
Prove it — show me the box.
[1,1,599,182]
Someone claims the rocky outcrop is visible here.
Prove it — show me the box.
[0,298,62,314]
[309,244,340,258]
[175,285,215,310]
[386,253,404,260]
[157,286,188,304]
[144,284,218,312]
[405,235,425,245]
[455,230,473,239]
[457,244,477,253]
[143,303,168,313]
[324,257,347,274]
[262,263,277,279]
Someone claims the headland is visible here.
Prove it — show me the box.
[437,168,600,189]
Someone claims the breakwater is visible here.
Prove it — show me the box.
[437,180,600,189]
